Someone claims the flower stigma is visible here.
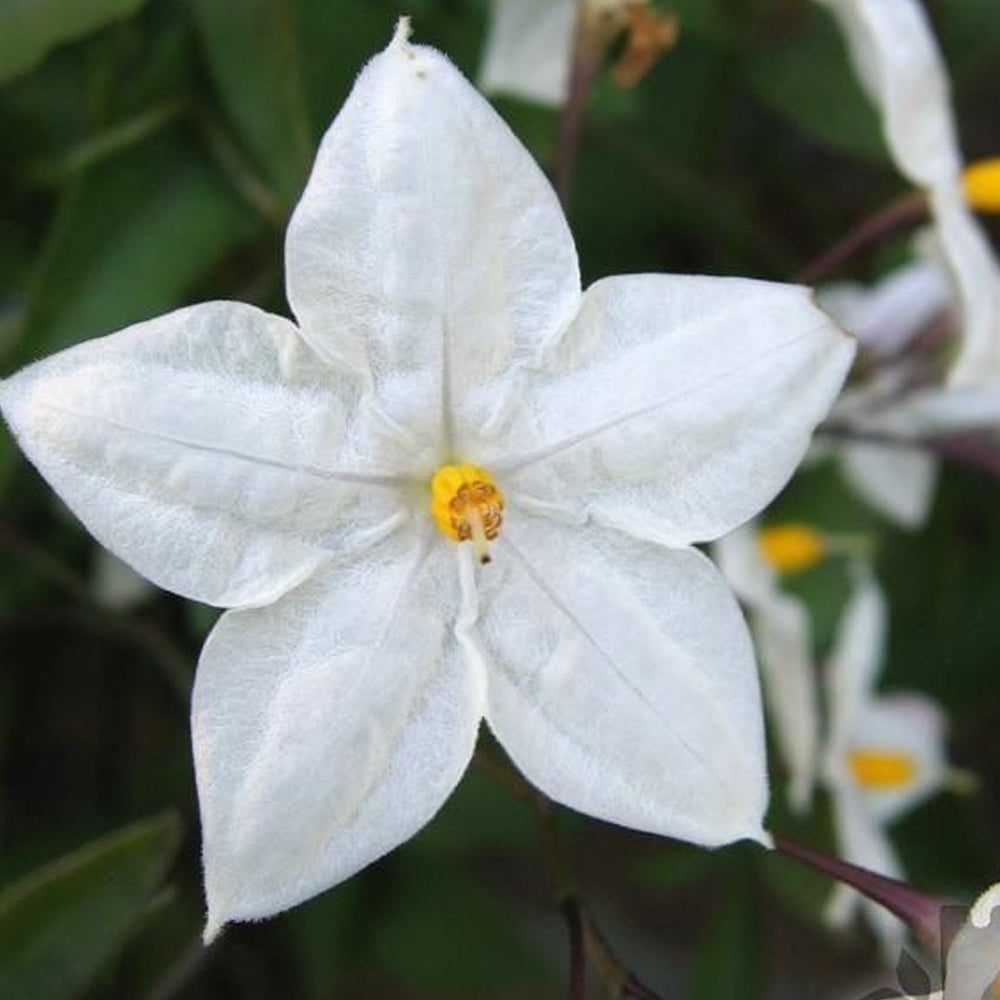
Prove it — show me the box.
[430,463,505,565]
[847,749,917,790]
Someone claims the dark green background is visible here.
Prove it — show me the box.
[0,0,998,997]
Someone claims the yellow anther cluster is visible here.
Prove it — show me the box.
[963,157,1000,214]
[430,463,505,563]
[847,749,917,790]
[757,523,827,575]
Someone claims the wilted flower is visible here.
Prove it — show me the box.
[822,570,950,961]
[0,20,853,940]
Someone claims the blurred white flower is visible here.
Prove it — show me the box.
[714,522,825,814]
[479,0,676,105]
[92,548,155,611]
[0,20,853,940]
[819,252,1000,528]
[479,0,577,105]
[822,570,950,962]
[815,0,1000,386]
[942,883,1000,1000]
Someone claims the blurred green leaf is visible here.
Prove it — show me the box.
[0,0,151,86]
[692,874,764,1000]
[191,0,312,203]
[750,8,888,164]
[0,812,182,1000]
[22,137,258,358]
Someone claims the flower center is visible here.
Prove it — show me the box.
[846,749,917,790]
[430,463,505,564]
[757,523,826,575]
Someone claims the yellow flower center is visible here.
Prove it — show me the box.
[962,157,1000,214]
[430,463,505,564]
[757,523,827,575]
[847,749,917,790]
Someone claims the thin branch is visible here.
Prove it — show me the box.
[140,936,214,1000]
[555,25,604,205]
[796,190,929,285]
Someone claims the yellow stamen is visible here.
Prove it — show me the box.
[757,523,827,575]
[963,158,1000,214]
[847,749,917,790]
[430,463,505,564]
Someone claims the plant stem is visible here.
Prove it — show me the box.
[797,190,929,285]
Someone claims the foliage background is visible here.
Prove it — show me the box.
[0,0,998,997]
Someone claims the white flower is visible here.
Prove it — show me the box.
[815,0,1000,386]
[0,20,854,940]
[714,523,823,814]
[941,883,1000,1000]
[822,570,949,961]
[817,258,951,529]
[479,0,577,105]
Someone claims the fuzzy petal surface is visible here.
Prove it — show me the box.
[479,0,575,105]
[285,24,580,450]
[490,275,853,547]
[0,302,405,607]
[479,515,769,848]
[193,530,484,939]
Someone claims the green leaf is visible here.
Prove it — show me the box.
[692,871,765,1000]
[0,0,152,86]
[191,0,313,203]
[0,812,182,1000]
[22,136,258,358]
[749,8,888,164]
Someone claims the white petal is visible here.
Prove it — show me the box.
[713,525,819,813]
[92,549,155,611]
[886,385,1000,436]
[826,783,907,963]
[931,186,1000,387]
[752,592,819,814]
[0,302,405,607]
[823,570,887,761]
[819,261,953,359]
[285,24,580,449]
[479,0,576,105]
[841,441,938,529]
[490,275,853,547]
[479,515,769,847]
[193,530,484,939]
[713,523,778,608]
[946,895,1000,1000]
[816,0,962,188]
[850,692,949,824]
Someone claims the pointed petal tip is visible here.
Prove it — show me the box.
[390,15,414,51]
[202,914,225,946]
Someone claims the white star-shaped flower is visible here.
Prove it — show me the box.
[815,0,1000,387]
[822,570,950,961]
[0,20,853,940]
